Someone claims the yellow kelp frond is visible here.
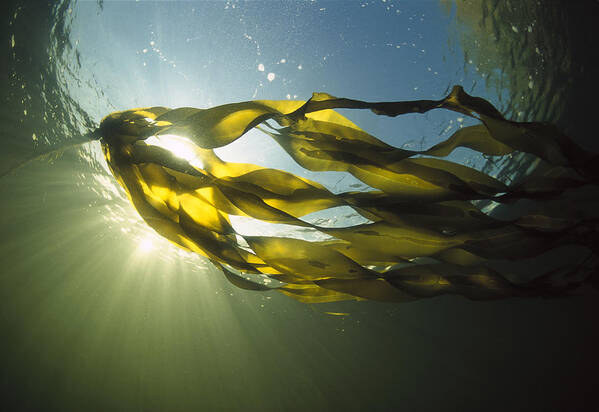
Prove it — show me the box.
[99,86,599,303]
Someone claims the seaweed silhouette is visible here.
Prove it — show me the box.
[88,86,599,302]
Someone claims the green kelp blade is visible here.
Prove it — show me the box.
[154,100,305,148]
[217,263,276,292]
[98,86,598,302]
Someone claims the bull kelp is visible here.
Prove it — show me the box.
[98,86,598,303]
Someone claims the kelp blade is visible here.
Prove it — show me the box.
[99,86,598,303]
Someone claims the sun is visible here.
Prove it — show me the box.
[138,236,154,253]
[144,134,204,168]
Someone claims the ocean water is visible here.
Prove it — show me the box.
[2,1,598,411]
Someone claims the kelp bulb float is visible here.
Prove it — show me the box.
[61,86,599,302]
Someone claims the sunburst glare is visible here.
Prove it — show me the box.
[138,236,154,253]
[145,134,204,169]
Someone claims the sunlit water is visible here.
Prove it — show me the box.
[2,1,598,411]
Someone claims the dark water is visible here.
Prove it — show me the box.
[2,1,598,411]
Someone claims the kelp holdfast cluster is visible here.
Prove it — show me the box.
[98,86,599,303]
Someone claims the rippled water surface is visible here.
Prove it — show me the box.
[2,1,598,411]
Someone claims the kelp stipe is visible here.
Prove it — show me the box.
[0,129,102,178]
[98,86,598,303]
